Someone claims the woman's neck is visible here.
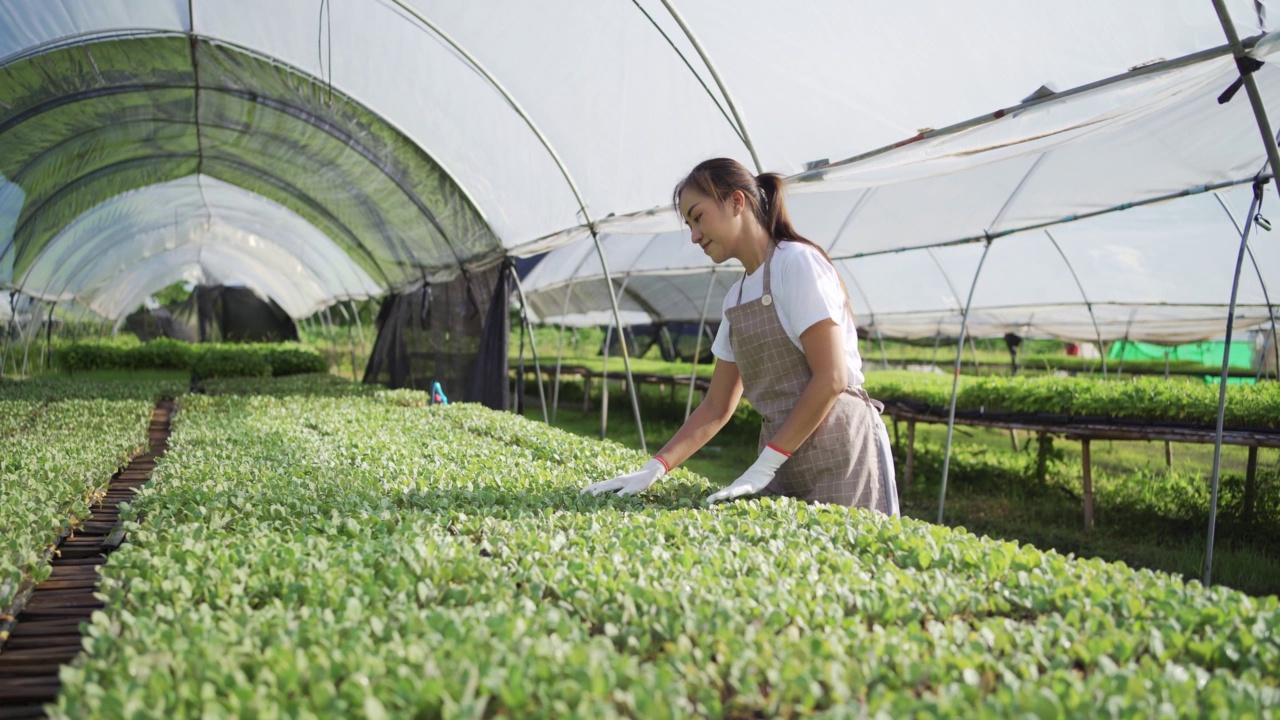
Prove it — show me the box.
[737,225,773,275]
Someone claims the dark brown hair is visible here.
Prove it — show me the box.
[674,157,855,320]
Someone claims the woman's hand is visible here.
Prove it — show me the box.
[706,445,789,503]
[581,458,667,497]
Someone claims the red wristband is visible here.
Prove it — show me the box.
[765,443,792,458]
[652,455,671,473]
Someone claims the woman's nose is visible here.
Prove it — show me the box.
[690,226,702,243]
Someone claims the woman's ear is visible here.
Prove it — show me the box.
[731,189,745,216]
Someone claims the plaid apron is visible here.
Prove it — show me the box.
[726,242,899,513]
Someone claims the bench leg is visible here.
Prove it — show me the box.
[1082,439,1094,531]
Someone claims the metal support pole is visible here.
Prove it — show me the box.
[511,267,549,424]
[1165,348,1174,468]
[41,301,56,373]
[1082,439,1094,530]
[591,237,647,452]
[904,419,916,494]
[322,308,337,372]
[384,0,646,451]
[1203,182,1263,586]
[20,301,37,378]
[1046,230,1108,379]
[335,301,358,381]
[600,324,612,439]
[0,292,16,377]
[1216,192,1280,382]
[551,284,573,425]
[1244,445,1259,523]
[350,300,366,378]
[1115,311,1137,379]
[939,239,994,524]
[685,268,719,421]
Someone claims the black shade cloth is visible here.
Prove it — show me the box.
[363,261,509,410]
[124,306,197,342]
[600,322,717,363]
[663,322,718,363]
[168,285,298,342]
[601,324,658,359]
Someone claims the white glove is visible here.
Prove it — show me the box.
[706,445,789,504]
[582,458,668,497]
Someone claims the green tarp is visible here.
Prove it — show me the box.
[1107,339,1254,371]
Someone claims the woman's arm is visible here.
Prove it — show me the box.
[653,359,743,470]
[765,318,846,453]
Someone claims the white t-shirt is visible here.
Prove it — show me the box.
[711,241,865,387]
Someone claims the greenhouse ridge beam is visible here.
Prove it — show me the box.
[1214,2,1280,191]
[827,175,1276,262]
[383,0,648,451]
[796,37,1262,181]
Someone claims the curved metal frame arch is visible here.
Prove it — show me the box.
[1044,229,1109,378]
[1,152,388,290]
[627,0,745,147]
[0,80,465,273]
[12,161,385,329]
[38,189,372,324]
[0,26,483,238]
[5,117,399,287]
[936,239,995,524]
[824,188,877,255]
[384,0,649,450]
[1215,191,1280,380]
[657,0,763,174]
[684,266,721,422]
[0,29,509,308]
[839,263,890,369]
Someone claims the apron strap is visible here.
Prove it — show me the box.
[850,385,885,414]
[734,240,778,307]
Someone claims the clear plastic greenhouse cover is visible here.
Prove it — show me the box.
[0,0,1277,342]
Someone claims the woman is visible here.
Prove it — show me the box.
[583,158,898,513]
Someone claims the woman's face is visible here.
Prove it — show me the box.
[679,187,745,265]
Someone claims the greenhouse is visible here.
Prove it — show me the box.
[2,1,1280,716]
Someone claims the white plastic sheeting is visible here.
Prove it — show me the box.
[522,36,1280,343]
[524,180,1280,344]
[0,0,1275,325]
[17,176,382,320]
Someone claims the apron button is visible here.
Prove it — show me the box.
[761,294,773,306]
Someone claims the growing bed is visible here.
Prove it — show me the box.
[9,379,1269,717]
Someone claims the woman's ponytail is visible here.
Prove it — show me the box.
[675,158,857,324]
